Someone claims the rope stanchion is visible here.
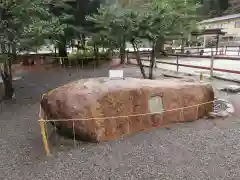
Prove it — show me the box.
[73,121,76,147]
[196,104,199,120]
[39,93,51,156]
[39,119,50,156]
[127,117,130,135]
[180,108,184,122]
[200,72,203,82]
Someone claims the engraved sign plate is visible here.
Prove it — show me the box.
[148,96,164,113]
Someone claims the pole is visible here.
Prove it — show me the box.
[39,120,50,156]
[200,72,203,82]
[69,57,71,68]
[126,50,129,64]
[176,55,179,73]
[216,34,219,55]
[210,53,214,78]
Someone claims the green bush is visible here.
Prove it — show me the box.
[0,54,7,63]
[67,51,110,66]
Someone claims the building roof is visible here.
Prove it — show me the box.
[199,14,240,24]
[191,28,226,36]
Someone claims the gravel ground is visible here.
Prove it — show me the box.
[1,64,240,180]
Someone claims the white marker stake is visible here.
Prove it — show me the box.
[109,70,124,79]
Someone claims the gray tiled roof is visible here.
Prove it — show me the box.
[199,14,240,24]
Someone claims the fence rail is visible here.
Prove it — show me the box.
[127,47,240,59]
[141,59,240,75]
[126,51,240,77]
[127,50,240,59]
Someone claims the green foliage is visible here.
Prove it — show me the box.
[0,54,7,63]
[198,0,229,18]
[0,0,67,52]
[68,51,109,59]
[50,0,102,42]
[226,0,240,14]
[88,0,200,79]
[87,5,125,49]
[88,0,200,46]
[67,51,110,66]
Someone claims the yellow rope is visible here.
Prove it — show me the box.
[38,100,214,122]
[38,93,213,156]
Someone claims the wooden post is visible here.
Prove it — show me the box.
[59,57,62,68]
[93,58,96,71]
[200,72,203,82]
[225,46,227,55]
[216,34,220,55]
[176,55,179,73]
[69,57,71,67]
[210,53,214,78]
[63,57,66,69]
[39,120,50,156]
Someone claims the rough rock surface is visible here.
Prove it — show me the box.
[40,78,214,142]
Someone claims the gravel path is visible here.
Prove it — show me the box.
[1,65,240,180]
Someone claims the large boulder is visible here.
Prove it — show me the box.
[40,78,214,142]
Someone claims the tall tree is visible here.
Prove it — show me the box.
[226,0,240,14]
[0,0,66,99]
[49,0,102,57]
[49,0,75,58]
[198,0,229,18]
[88,0,199,79]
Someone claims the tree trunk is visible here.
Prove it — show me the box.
[93,44,100,67]
[181,38,185,54]
[81,34,86,51]
[54,45,57,57]
[12,43,17,63]
[131,41,147,79]
[0,55,14,99]
[77,40,80,52]
[58,41,67,57]
[155,38,167,57]
[2,73,14,99]
[149,42,156,79]
[120,40,126,64]
[58,38,68,66]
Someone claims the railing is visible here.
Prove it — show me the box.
[126,51,240,78]
[172,46,240,56]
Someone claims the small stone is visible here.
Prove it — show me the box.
[209,111,229,118]
[220,85,240,93]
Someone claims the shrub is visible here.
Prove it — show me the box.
[67,51,111,66]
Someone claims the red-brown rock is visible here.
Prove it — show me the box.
[40,78,214,142]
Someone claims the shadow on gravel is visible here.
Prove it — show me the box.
[1,67,109,106]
